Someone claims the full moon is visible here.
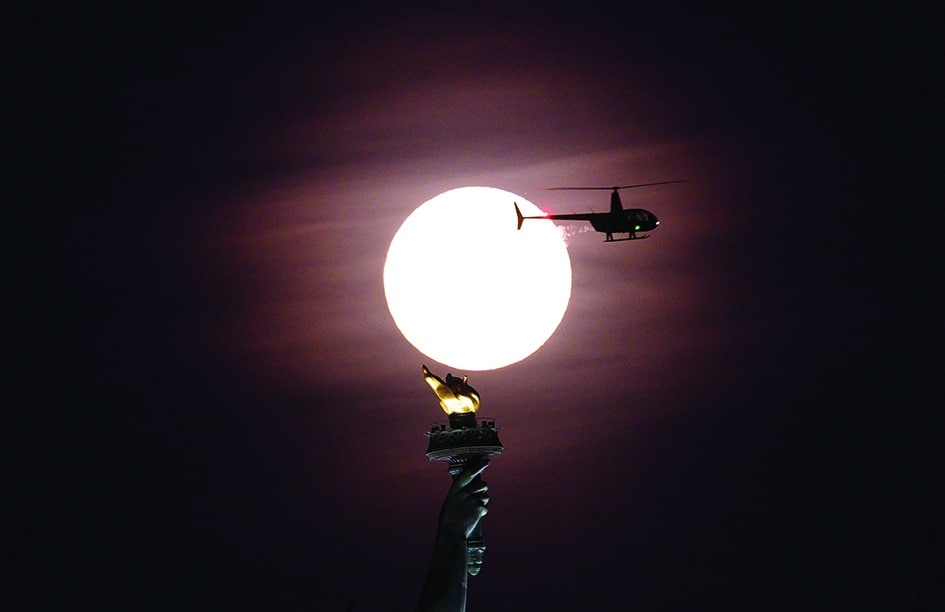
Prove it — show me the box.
[383,186,572,371]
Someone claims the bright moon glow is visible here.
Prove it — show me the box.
[384,187,572,371]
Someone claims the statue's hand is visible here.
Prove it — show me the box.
[439,459,490,540]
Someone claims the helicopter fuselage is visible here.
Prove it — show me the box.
[589,208,659,235]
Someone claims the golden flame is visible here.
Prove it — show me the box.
[422,365,480,415]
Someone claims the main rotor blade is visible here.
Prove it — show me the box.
[615,180,686,190]
[547,180,686,191]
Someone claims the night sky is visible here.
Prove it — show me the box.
[12,3,938,610]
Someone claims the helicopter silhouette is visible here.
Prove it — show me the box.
[514,180,684,242]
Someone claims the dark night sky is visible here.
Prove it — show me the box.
[10,3,939,610]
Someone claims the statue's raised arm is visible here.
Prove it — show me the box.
[422,364,480,415]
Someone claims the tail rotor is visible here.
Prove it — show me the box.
[514,202,525,230]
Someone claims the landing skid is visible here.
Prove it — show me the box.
[604,234,649,242]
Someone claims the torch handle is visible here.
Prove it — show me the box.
[465,521,486,576]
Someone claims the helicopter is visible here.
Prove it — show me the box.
[514,180,685,242]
